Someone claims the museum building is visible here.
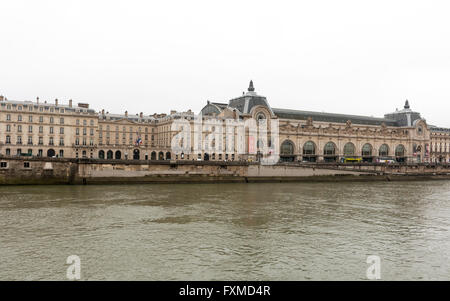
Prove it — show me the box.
[1,82,449,163]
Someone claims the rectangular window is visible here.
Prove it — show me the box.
[0,162,7,168]
[24,162,30,168]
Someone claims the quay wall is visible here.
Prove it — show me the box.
[1,157,450,185]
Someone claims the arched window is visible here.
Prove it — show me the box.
[166,152,171,160]
[98,150,105,159]
[343,142,355,156]
[115,151,121,160]
[107,150,113,159]
[395,145,406,157]
[47,149,55,157]
[324,142,336,155]
[362,143,373,157]
[280,140,294,155]
[158,151,164,160]
[133,149,140,160]
[257,139,264,149]
[151,151,156,160]
[303,141,316,155]
[379,144,389,157]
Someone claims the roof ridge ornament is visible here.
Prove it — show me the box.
[248,80,255,92]
[404,99,410,109]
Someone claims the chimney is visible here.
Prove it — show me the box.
[69,99,72,107]
[102,109,105,115]
[36,97,39,104]
[55,98,58,106]
[125,111,128,117]
[0,95,4,101]
[140,112,143,118]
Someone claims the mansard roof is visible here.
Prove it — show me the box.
[429,126,450,133]
[1,99,97,114]
[201,81,275,116]
[272,108,399,126]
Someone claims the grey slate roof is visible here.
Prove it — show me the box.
[430,126,450,133]
[273,108,399,126]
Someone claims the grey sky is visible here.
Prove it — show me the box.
[1,0,450,127]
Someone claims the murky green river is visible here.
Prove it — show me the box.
[1,181,449,280]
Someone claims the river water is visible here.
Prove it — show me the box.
[0,181,449,280]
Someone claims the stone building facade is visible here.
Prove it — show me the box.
[0,82,449,163]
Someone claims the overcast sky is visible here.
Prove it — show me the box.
[1,0,450,126]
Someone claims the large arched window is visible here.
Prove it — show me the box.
[362,143,373,157]
[98,150,105,159]
[151,151,156,160]
[379,144,389,157]
[395,145,406,157]
[280,140,295,162]
[343,142,355,156]
[107,150,113,159]
[324,142,336,155]
[303,141,316,155]
[280,140,295,155]
[115,150,121,160]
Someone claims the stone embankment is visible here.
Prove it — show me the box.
[1,157,450,185]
